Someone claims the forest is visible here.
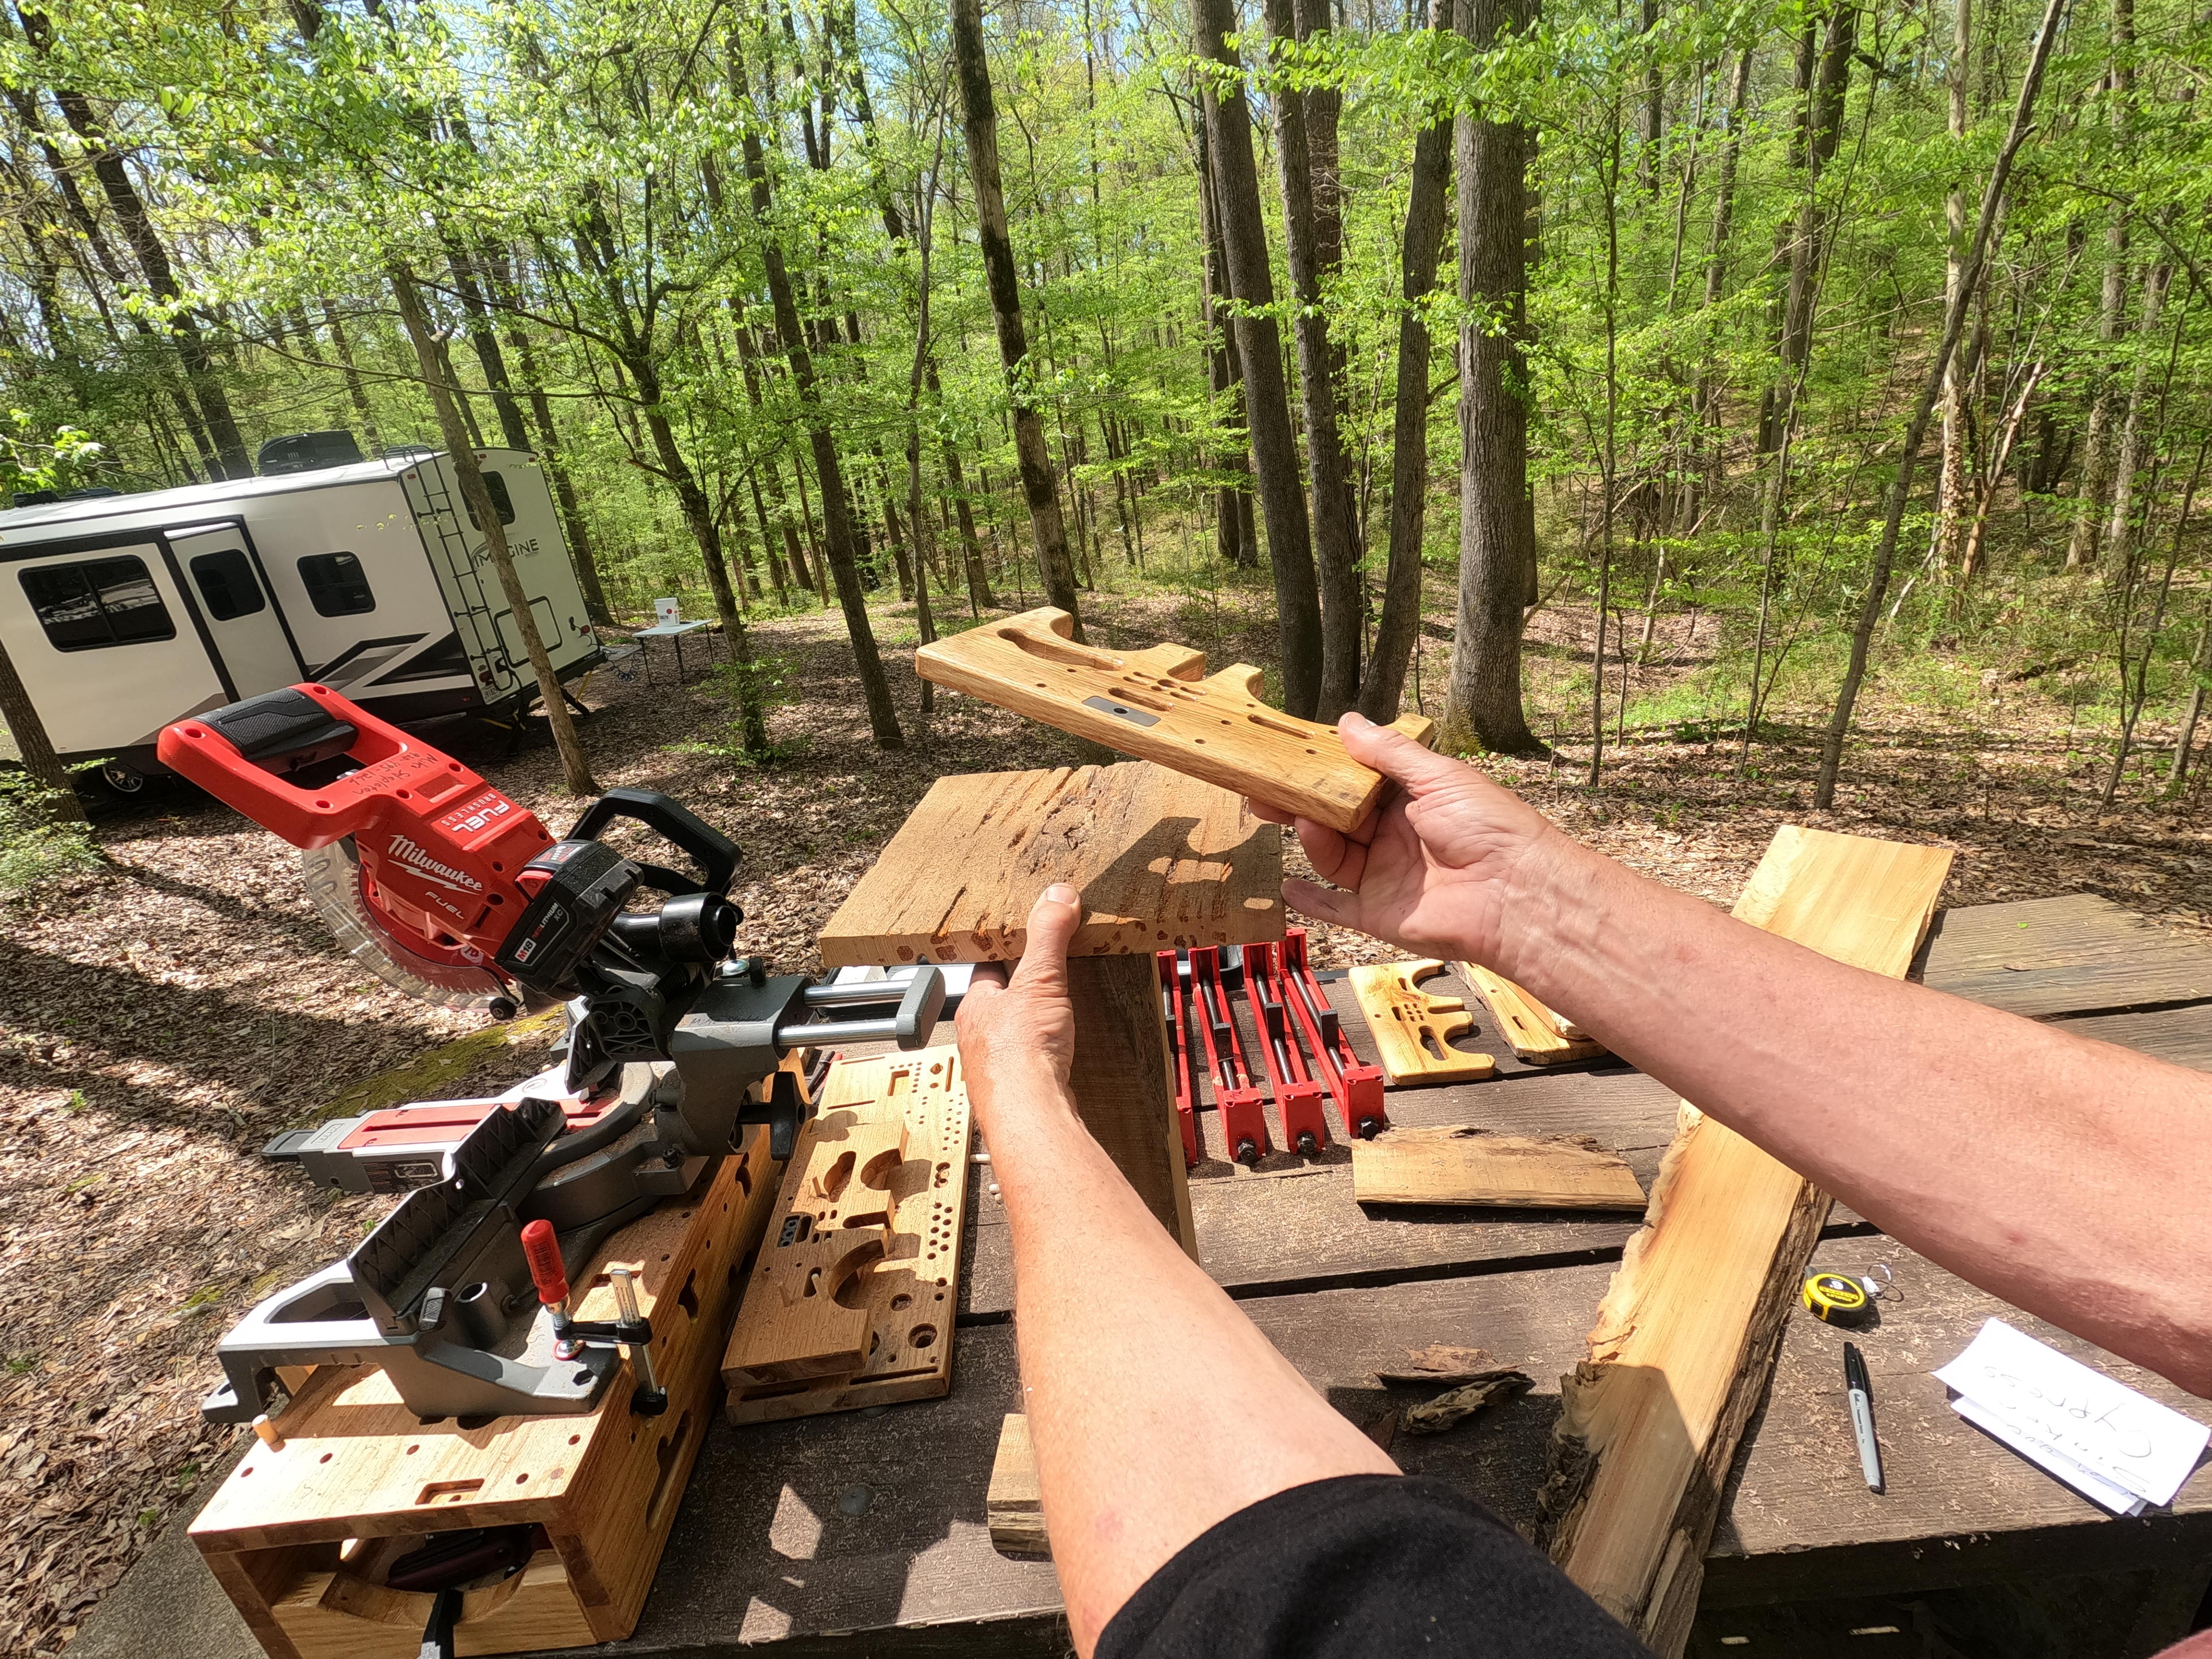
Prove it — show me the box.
[0,0,2206,811]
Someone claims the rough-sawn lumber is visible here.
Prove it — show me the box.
[1534,826,1952,1657]
[1351,1127,1645,1210]
[913,607,1435,832]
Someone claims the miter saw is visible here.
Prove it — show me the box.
[155,684,945,1428]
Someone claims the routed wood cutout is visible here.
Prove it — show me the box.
[1352,1128,1646,1210]
[1534,826,1952,1658]
[1348,960,1497,1083]
[722,1050,972,1424]
[913,607,1436,832]
[1461,962,1607,1064]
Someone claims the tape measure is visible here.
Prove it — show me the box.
[1801,1271,1874,1326]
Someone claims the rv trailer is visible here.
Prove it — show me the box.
[0,448,601,790]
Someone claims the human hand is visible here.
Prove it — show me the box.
[955,883,1082,1133]
[1248,713,1570,975]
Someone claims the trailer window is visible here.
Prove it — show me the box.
[189,547,266,621]
[461,469,516,529]
[298,551,375,616]
[19,557,177,651]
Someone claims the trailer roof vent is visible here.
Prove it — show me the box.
[257,430,365,476]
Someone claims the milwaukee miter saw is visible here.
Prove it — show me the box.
[156,684,944,1427]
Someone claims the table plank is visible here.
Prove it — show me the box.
[1913,894,2212,1018]
[584,1237,2210,1656]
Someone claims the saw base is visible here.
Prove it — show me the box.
[190,1123,783,1659]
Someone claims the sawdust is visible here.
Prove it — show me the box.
[0,591,2204,1655]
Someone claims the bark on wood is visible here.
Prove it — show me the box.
[952,0,1085,635]
[1194,0,1326,716]
[1360,1,1454,722]
[1441,0,1542,756]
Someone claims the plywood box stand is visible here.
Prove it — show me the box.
[1534,826,1952,1658]
[913,607,1435,833]
[1348,960,1498,1084]
[189,1123,783,1659]
[722,1050,973,1424]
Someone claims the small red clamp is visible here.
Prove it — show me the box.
[1188,945,1269,1165]
[1157,951,1200,1170]
[1241,941,1331,1157]
[1281,929,1387,1138]
[519,1218,569,1311]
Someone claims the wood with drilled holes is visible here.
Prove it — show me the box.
[912,607,1435,832]
[817,762,1283,968]
[1351,1128,1646,1210]
[1460,963,1608,1064]
[1533,826,1953,1658]
[187,1116,784,1659]
[986,1414,1049,1556]
[1348,960,1497,1084]
[722,1049,972,1424]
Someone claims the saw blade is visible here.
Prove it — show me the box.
[301,839,509,1009]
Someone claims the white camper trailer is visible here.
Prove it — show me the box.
[0,448,601,789]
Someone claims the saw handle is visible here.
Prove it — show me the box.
[520,1219,569,1309]
[196,687,357,765]
[566,787,739,897]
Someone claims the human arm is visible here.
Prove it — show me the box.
[954,886,1397,1656]
[1260,714,2212,1396]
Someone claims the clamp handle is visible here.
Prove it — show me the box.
[520,1219,568,1308]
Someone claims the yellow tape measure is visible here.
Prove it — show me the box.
[1801,1271,1874,1326]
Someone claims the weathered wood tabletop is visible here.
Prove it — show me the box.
[82,895,2209,1659]
[527,891,2212,1659]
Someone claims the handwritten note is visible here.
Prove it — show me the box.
[1935,1317,2208,1508]
[1951,1397,2145,1516]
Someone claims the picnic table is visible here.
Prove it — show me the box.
[71,894,2212,1659]
[627,617,718,684]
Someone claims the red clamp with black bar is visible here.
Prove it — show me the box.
[1158,950,1200,1170]
[1187,945,1269,1166]
[1240,941,1331,1157]
[1281,928,1387,1139]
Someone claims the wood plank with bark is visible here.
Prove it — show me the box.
[1534,826,1954,1656]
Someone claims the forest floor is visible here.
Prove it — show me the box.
[1,581,2206,1655]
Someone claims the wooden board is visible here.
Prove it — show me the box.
[1461,962,1608,1064]
[1535,826,1953,1658]
[189,1118,784,1659]
[723,1050,972,1424]
[1914,892,2212,1018]
[986,1414,1049,1556]
[1068,952,1198,1251]
[1348,960,1497,1084]
[1351,1127,1646,1210]
[913,607,1435,833]
[817,762,1283,968]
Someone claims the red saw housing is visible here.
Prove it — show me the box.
[157,684,553,977]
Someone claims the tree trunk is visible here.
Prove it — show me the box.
[2100,247,2174,579]
[1194,105,1259,568]
[321,301,382,453]
[1759,3,1854,454]
[1814,0,2065,808]
[928,359,996,612]
[1194,0,1326,716]
[1691,49,1754,500]
[389,267,599,796]
[1441,0,1543,756]
[2066,0,2135,571]
[1265,0,1363,715]
[444,242,533,450]
[0,636,84,819]
[1931,0,1975,571]
[2173,610,2210,787]
[1359,0,1453,722]
[951,0,1084,634]
[739,79,904,749]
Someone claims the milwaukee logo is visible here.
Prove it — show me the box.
[387,835,484,894]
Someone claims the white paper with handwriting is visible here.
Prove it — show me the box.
[1951,1397,2145,1515]
[1935,1317,2208,1508]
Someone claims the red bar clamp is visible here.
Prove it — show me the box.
[1158,950,1200,1170]
[1281,928,1387,1138]
[1240,941,1330,1157]
[1188,945,1269,1165]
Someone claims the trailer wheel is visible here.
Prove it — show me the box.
[99,760,147,796]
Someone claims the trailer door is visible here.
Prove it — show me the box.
[3,541,223,753]
[169,523,306,696]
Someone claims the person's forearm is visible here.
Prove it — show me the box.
[1495,839,2212,1394]
[975,1060,1396,1655]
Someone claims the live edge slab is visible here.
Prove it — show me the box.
[77,893,2212,1659]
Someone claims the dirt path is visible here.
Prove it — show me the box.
[0,591,2202,1655]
